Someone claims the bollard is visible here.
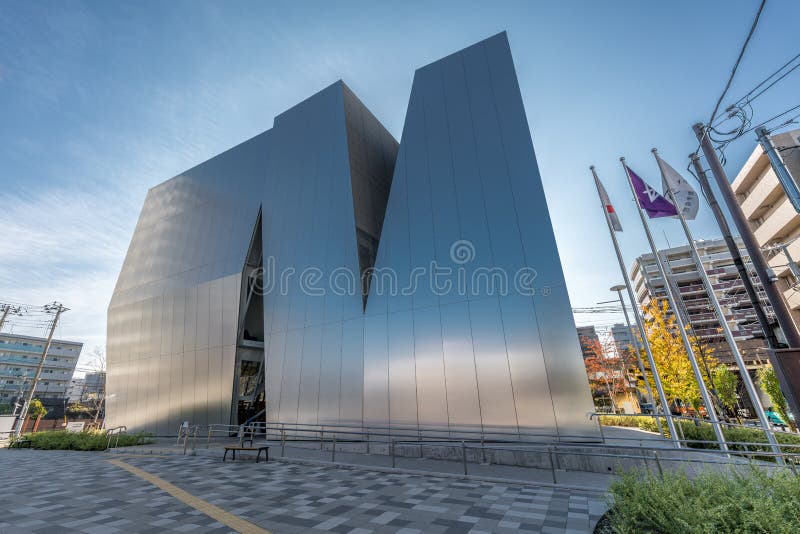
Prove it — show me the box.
[547,446,557,484]
[332,435,336,463]
[653,450,664,478]
[281,428,286,457]
[461,441,468,476]
[391,439,396,468]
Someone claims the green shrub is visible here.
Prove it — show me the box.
[599,415,800,459]
[11,430,153,451]
[605,467,800,533]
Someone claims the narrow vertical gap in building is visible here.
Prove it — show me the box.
[233,209,266,426]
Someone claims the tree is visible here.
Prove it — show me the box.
[757,365,795,431]
[582,336,638,413]
[27,398,48,432]
[713,366,740,418]
[640,299,719,414]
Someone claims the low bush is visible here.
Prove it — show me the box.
[601,467,800,533]
[598,415,800,458]
[11,430,153,451]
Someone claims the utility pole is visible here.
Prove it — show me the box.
[694,123,800,347]
[14,302,67,436]
[694,123,800,419]
[689,153,781,349]
[0,304,21,332]
[756,126,800,213]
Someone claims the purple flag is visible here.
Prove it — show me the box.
[627,165,677,218]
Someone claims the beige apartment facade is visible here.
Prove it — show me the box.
[731,128,800,334]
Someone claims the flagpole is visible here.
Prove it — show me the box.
[621,157,728,451]
[591,166,678,446]
[653,149,783,463]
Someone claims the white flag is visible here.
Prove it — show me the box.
[594,176,623,231]
[656,154,699,220]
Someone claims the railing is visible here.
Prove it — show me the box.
[105,426,127,451]
[177,424,201,454]
[211,421,800,485]
[193,413,800,484]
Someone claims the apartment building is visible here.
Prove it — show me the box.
[630,237,774,366]
[0,333,82,406]
[731,128,800,333]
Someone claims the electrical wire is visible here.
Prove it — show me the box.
[706,0,767,127]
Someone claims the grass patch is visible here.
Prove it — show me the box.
[601,467,800,533]
[10,430,153,451]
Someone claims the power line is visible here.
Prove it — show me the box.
[706,0,766,127]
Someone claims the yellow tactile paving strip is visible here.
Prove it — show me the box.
[107,458,271,534]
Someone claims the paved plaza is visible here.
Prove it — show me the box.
[0,449,608,533]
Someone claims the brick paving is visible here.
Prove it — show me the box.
[0,449,607,533]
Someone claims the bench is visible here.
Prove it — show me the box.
[223,445,269,463]
[10,439,32,449]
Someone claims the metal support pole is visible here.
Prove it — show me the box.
[695,123,800,347]
[621,159,728,452]
[331,435,336,463]
[547,446,557,484]
[756,126,800,212]
[391,439,396,468]
[653,450,663,478]
[689,153,782,349]
[656,149,783,464]
[281,428,286,457]
[15,303,66,436]
[591,167,680,447]
[612,286,663,437]
[694,123,800,417]
[461,441,468,475]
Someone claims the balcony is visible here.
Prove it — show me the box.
[741,170,781,220]
[754,198,800,245]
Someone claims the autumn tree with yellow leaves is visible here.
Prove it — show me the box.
[640,299,723,414]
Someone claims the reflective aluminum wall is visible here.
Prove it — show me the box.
[261,32,598,439]
[109,31,598,440]
[106,134,265,433]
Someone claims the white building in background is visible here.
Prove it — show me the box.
[66,378,86,403]
[731,128,800,333]
[0,333,82,405]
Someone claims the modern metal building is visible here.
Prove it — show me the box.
[107,32,598,439]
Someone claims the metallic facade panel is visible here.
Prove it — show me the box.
[439,301,483,431]
[412,306,449,429]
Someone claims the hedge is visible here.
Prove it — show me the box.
[11,430,153,451]
[599,467,800,533]
[598,415,800,458]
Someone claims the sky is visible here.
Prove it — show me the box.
[1,0,799,368]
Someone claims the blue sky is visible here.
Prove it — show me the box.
[1,1,799,366]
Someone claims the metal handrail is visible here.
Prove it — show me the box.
[105,425,127,451]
